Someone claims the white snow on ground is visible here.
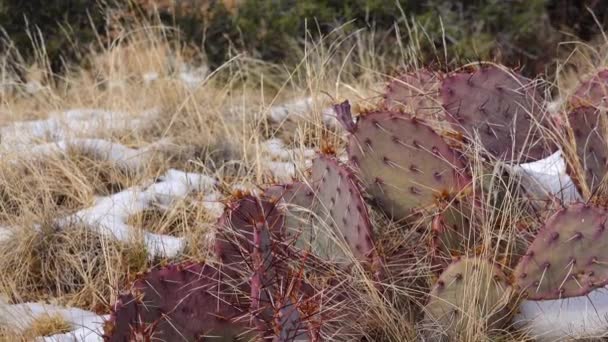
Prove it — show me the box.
[24,81,44,95]
[515,287,608,341]
[0,108,158,148]
[30,138,174,172]
[142,71,159,84]
[57,169,220,258]
[178,65,209,90]
[260,139,315,182]
[0,301,107,342]
[510,150,582,203]
[262,139,315,160]
[268,97,340,128]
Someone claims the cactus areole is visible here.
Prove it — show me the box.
[514,204,608,300]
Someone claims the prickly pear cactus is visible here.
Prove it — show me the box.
[215,194,286,272]
[514,203,608,300]
[264,158,379,269]
[570,70,608,108]
[567,106,608,196]
[273,299,311,342]
[310,155,378,265]
[430,198,478,270]
[441,65,552,163]
[339,103,468,221]
[382,69,441,119]
[425,257,513,341]
[265,182,315,241]
[103,262,255,341]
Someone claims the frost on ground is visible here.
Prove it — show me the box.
[515,286,608,341]
[0,300,107,342]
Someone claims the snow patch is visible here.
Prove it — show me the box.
[30,138,174,172]
[260,139,315,182]
[1,108,158,149]
[510,150,582,203]
[269,97,340,128]
[142,71,159,84]
[57,169,220,258]
[515,286,608,341]
[178,65,209,90]
[0,301,106,342]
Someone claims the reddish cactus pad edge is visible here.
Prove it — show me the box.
[440,66,553,163]
[347,110,469,220]
[514,203,608,300]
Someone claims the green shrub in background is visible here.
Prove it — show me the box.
[0,0,607,76]
[0,0,109,75]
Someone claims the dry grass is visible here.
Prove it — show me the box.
[21,314,73,339]
[0,10,606,342]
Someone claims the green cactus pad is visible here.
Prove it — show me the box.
[264,182,315,240]
[570,70,608,109]
[514,203,608,300]
[104,262,255,341]
[431,198,479,270]
[382,69,441,119]
[425,257,512,340]
[264,159,379,269]
[345,110,468,220]
[310,155,377,264]
[441,66,552,163]
[567,106,608,195]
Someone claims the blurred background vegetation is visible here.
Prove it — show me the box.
[0,0,606,78]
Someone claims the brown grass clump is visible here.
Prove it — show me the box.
[21,314,72,339]
[0,156,95,221]
[0,218,149,311]
[127,195,213,237]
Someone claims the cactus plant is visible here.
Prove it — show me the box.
[101,61,608,341]
[338,102,469,221]
[570,70,608,109]
[103,262,255,341]
[514,203,608,300]
[441,65,552,163]
[309,155,378,266]
[566,106,608,197]
[424,257,513,340]
[381,69,441,119]
[264,157,379,270]
[215,194,286,274]
[430,197,479,270]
